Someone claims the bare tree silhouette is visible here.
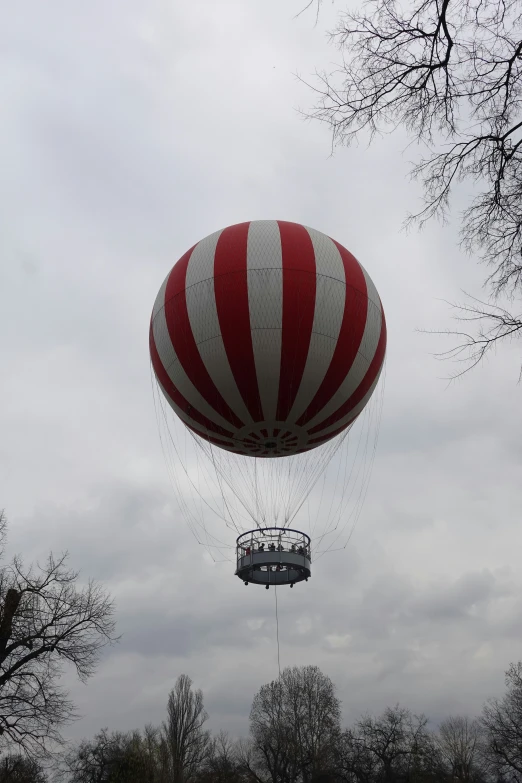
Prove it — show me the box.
[303,0,522,376]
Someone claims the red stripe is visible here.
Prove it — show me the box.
[297,242,368,427]
[186,421,250,455]
[183,420,237,450]
[214,223,264,421]
[149,323,234,439]
[164,245,244,429]
[276,221,316,421]
[308,310,386,435]
[307,415,360,446]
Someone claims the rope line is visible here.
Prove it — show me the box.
[153,351,386,563]
[274,585,281,678]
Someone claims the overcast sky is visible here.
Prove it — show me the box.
[2,0,522,749]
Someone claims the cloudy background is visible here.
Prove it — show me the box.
[2,0,521,746]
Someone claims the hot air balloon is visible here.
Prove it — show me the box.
[150,220,386,588]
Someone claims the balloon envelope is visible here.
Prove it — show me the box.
[150,220,386,458]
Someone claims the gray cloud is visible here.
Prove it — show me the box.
[1,0,521,750]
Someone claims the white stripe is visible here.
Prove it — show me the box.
[185,231,253,426]
[305,265,383,430]
[304,225,346,282]
[307,366,383,439]
[358,260,382,308]
[247,221,283,422]
[152,285,236,433]
[287,229,346,423]
[152,271,170,321]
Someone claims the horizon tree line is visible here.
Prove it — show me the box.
[12,661,520,783]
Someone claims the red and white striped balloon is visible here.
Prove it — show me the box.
[150,220,386,458]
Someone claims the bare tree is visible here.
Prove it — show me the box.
[437,715,486,782]
[0,755,47,783]
[249,665,341,783]
[480,662,522,781]
[295,0,324,25]
[305,0,522,374]
[350,705,442,782]
[63,728,120,782]
[0,512,118,759]
[62,727,161,783]
[157,733,172,783]
[335,728,379,783]
[142,724,168,783]
[249,677,291,782]
[195,731,244,783]
[235,738,266,783]
[423,295,522,380]
[0,517,8,563]
[162,674,210,783]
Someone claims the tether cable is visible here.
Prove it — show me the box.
[274,584,281,678]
